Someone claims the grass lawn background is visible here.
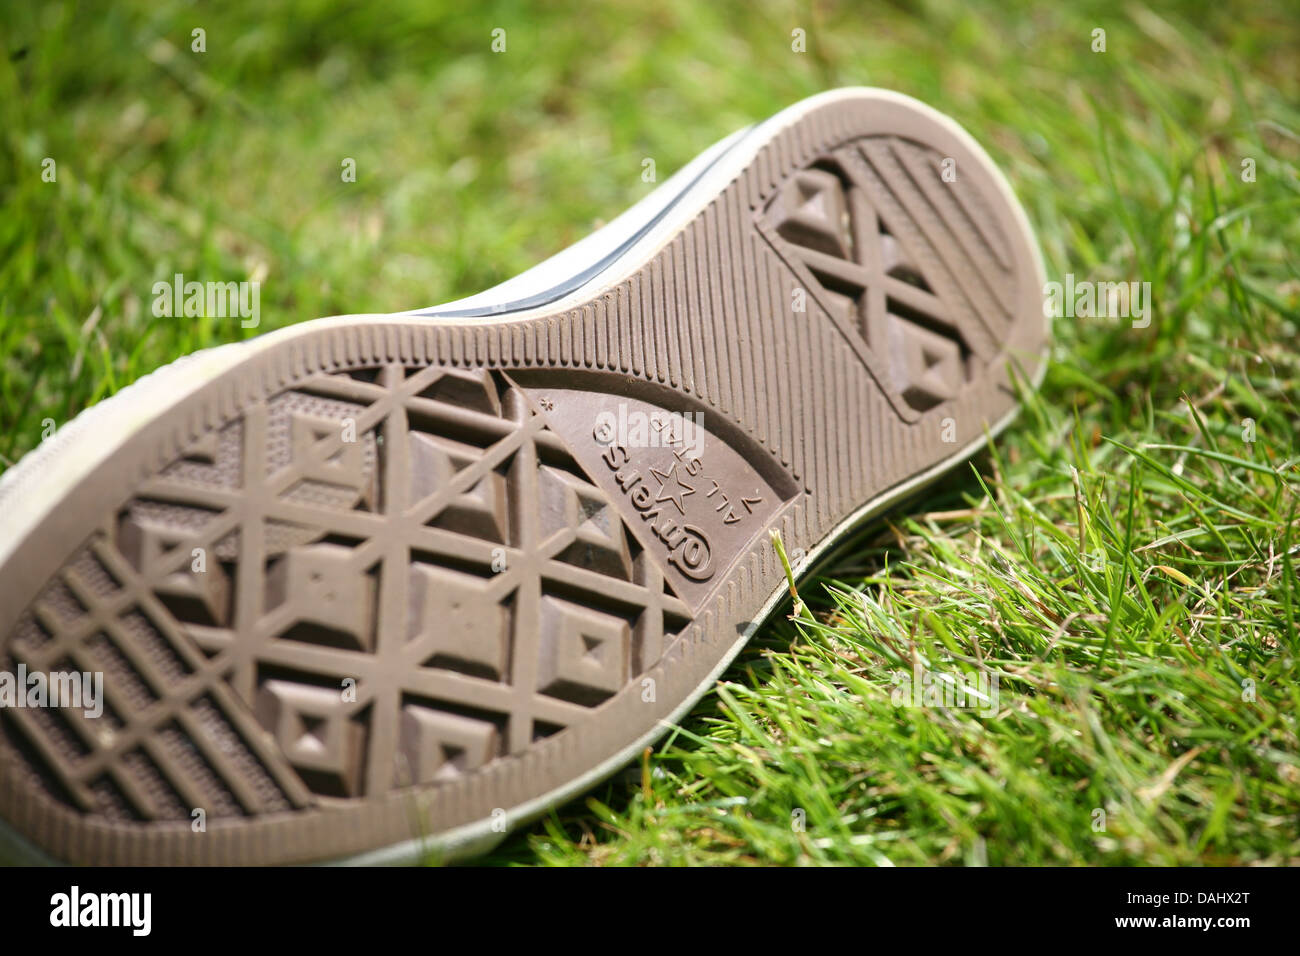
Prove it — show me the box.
[1,0,1297,864]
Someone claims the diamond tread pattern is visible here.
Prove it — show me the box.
[0,97,1045,864]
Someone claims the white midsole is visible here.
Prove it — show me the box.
[0,88,1044,573]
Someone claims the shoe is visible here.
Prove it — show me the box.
[0,88,1048,865]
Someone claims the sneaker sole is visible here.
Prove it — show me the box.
[0,88,1048,865]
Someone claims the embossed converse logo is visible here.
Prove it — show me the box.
[595,427,714,581]
[512,382,798,612]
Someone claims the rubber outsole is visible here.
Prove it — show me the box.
[0,89,1048,865]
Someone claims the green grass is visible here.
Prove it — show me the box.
[3,0,1298,865]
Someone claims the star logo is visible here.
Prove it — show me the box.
[651,462,695,515]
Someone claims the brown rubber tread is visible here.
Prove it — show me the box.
[0,92,1046,864]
